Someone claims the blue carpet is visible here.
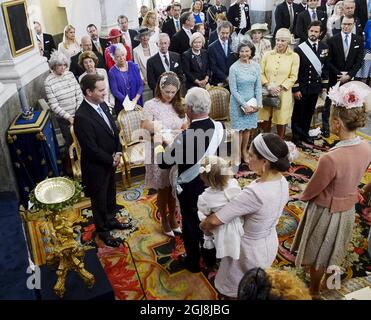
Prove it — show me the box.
[0,192,36,300]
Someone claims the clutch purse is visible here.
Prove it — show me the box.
[262,95,280,108]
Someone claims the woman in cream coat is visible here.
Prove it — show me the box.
[133,28,159,85]
[259,28,299,138]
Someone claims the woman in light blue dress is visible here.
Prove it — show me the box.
[229,42,262,165]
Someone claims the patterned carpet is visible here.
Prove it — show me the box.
[26,132,371,300]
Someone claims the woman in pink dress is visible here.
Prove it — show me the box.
[141,72,188,237]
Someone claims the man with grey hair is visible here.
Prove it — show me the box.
[156,87,226,273]
[332,0,363,35]
[69,35,106,79]
[208,21,235,86]
[146,33,183,91]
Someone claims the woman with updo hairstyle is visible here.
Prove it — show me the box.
[141,72,188,237]
[78,51,114,107]
[229,41,262,167]
[291,82,371,300]
[237,267,311,300]
[200,133,290,299]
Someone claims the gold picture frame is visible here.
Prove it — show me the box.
[2,0,34,57]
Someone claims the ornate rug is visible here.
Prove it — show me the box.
[26,132,370,300]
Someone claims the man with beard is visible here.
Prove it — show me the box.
[291,21,329,147]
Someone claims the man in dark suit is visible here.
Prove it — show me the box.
[274,0,302,35]
[292,21,329,146]
[33,21,56,60]
[156,87,226,273]
[332,0,364,36]
[297,0,308,12]
[138,5,149,26]
[227,0,251,34]
[322,15,365,136]
[74,74,131,247]
[117,15,139,57]
[146,33,183,91]
[208,21,235,86]
[207,0,227,32]
[69,36,106,80]
[170,11,195,54]
[295,0,327,42]
[354,0,369,29]
[162,2,182,39]
[86,24,109,55]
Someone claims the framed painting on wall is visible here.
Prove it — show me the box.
[2,0,34,57]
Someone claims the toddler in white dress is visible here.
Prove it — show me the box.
[197,156,244,260]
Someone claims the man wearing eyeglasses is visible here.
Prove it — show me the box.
[321,15,364,137]
[332,0,363,36]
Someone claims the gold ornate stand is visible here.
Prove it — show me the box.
[29,177,95,298]
[46,213,95,298]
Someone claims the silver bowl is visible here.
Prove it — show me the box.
[34,177,75,205]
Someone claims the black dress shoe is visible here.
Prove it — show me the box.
[322,130,330,138]
[107,219,132,230]
[99,234,121,247]
[303,137,314,145]
[176,255,201,273]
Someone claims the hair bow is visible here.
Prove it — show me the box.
[285,141,298,163]
[199,163,212,174]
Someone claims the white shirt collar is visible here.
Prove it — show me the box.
[308,39,319,46]
[161,51,169,58]
[219,38,228,46]
[85,98,100,112]
[182,26,192,37]
[341,31,351,40]
[192,116,209,123]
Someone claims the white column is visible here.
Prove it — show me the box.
[60,0,139,39]
[99,0,139,36]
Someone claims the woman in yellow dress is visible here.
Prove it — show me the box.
[258,28,299,138]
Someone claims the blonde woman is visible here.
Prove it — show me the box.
[291,83,371,299]
[191,0,205,24]
[58,25,80,61]
[259,28,299,138]
[142,10,160,46]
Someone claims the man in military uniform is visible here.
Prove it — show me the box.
[291,21,329,147]
[227,0,251,35]
[207,0,227,32]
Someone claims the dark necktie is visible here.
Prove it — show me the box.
[163,54,170,69]
[312,43,317,53]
